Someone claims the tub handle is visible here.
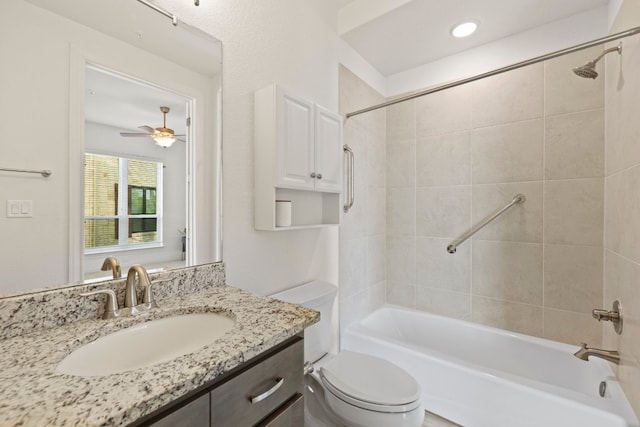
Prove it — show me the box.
[344,144,354,213]
[248,377,284,404]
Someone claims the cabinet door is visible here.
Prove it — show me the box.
[276,90,315,190]
[314,105,343,193]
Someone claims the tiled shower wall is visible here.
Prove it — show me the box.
[338,65,387,334]
[385,46,607,345]
[603,32,640,415]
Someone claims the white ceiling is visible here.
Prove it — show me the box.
[85,67,188,135]
[339,0,610,76]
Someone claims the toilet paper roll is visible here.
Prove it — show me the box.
[275,200,292,227]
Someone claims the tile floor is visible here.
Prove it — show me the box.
[423,411,462,427]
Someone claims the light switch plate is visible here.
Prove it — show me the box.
[6,200,32,218]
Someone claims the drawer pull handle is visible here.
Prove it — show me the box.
[249,377,284,404]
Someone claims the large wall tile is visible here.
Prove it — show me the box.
[416,132,471,187]
[339,237,367,299]
[471,296,543,337]
[606,35,640,175]
[472,181,542,243]
[340,289,374,333]
[416,287,470,320]
[339,65,385,115]
[387,281,416,308]
[387,140,416,188]
[544,178,604,246]
[416,186,471,238]
[545,109,604,179]
[544,244,603,314]
[416,84,471,137]
[367,234,386,285]
[472,63,543,128]
[604,250,640,372]
[367,186,386,236]
[543,308,602,346]
[605,166,640,264]
[387,236,416,284]
[604,172,623,253]
[472,240,543,305]
[545,46,604,116]
[471,119,543,184]
[368,140,386,188]
[416,237,470,293]
[387,99,415,142]
[387,188,415,236]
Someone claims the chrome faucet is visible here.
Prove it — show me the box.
[574,343,620,364]
[101,256,122,279]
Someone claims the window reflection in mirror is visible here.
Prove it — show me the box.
[83,66,192,281]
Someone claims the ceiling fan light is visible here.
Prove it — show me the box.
[154,136,177,148]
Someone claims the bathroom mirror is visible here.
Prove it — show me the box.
[0,0,222,295]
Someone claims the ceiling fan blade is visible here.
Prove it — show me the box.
[138,125,156,133]
[120,132,154,137]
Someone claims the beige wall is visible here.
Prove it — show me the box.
[385,48,607,345]
[603,3,640,415]
[338,65,387,334]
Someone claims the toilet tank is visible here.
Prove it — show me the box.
[271,281,337,363]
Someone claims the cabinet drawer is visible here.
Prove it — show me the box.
[256,393,303,427]
[210,339,303,427]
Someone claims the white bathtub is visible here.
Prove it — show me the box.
[342,305,639,427]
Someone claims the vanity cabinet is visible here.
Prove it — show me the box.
[255,84,343,231]
[139,336,304,427]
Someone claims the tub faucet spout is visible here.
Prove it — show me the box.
[574,343,620,364]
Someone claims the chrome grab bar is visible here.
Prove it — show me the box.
[0,167,52,177]
[447,193,526,254]
[343,144,355,213]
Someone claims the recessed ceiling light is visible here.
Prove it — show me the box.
[451,21,478,38]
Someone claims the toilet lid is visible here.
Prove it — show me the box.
[319,351,421,411]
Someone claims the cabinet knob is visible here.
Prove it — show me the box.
[310,172,317,178]
[317,173,323,180]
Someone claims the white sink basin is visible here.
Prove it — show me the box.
[57,313,235,377]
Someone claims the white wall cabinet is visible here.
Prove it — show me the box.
[255,85,343,231]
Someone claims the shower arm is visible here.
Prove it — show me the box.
[345,26,640,119]
[591,43,622,64]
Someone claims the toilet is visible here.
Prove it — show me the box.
[271,281,424,427]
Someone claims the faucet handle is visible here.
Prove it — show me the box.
[141,278,172,307]
[591,300,623,335]
[80,289,119,319]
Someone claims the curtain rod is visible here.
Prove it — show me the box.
[346,25,640,119]
[136,0,178,26]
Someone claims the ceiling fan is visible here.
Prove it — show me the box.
[120,106,185,148]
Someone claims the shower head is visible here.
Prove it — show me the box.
[572,42,622,79]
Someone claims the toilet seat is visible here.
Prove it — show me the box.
[319,351,422,413]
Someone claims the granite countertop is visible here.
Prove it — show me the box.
[0,284,319,426]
